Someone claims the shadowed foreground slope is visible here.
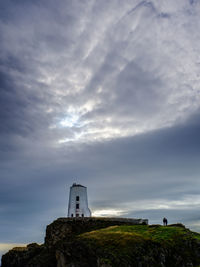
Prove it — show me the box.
[2,218,200,267]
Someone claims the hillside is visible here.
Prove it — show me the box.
[2,218,200,267]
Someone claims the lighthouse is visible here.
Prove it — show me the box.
[68,183,91,218]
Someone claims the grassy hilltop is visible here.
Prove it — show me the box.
[2,219,200,267]
[77,224,200,266]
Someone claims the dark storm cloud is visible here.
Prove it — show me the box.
[1,111,200,243]
[1,0,200,144]
[0,70,31,136]
[1,0,200,259]
[0,63,54,161]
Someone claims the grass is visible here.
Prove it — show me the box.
[76,224,200,266]
[75,225,200,266]
[79,224,200,246]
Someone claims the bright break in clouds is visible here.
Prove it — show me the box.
[1,0,200,259]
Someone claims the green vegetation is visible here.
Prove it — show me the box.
[77,224,200,266]
[80,224,200,244]
[3,221,200,267]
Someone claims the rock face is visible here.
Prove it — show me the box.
[45,217,148,247]
[2,218,200,267]
[1,243,56,267]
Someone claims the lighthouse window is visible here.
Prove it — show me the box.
[76,196,79,201]
[76,203,79,209]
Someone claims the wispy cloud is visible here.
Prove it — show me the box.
[1,0,200,144]
[0,0,200,255]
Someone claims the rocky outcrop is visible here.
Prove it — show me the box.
[1,243,56,267]
[45,217,148,247]
[2,218,200,267]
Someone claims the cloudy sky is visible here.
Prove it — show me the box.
[1,0,200,259]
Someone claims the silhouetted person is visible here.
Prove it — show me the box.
[163,217,168,226]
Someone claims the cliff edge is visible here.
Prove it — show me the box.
[2,218,200,267]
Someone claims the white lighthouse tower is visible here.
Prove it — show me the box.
[68,183,91,218]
